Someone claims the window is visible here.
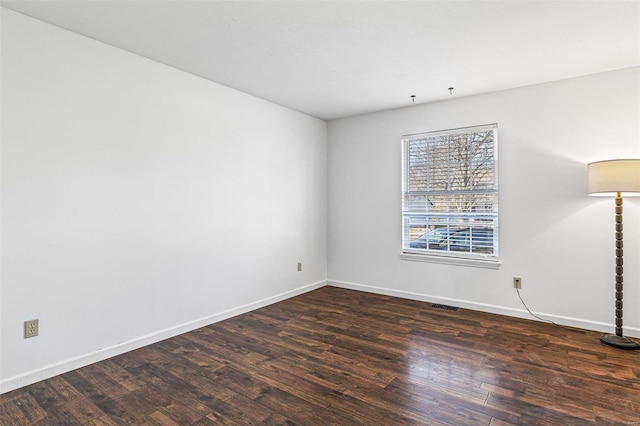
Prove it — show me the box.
[401,124,498,264]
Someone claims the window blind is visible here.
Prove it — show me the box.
[402,124,498,257]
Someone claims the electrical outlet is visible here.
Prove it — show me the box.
[24,319,39,338]
[513,277,522,289]
[297,262,302,272]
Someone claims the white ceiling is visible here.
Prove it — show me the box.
[2,1,639,120]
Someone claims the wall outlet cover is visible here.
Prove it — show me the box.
[24,319,39,338]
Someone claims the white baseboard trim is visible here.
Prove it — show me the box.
[327,279,640,338]
[0,280,326,395]
[5,278,637,394]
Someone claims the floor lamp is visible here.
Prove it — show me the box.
[588,159,640,350]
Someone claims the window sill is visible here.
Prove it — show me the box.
[400,250,502,269]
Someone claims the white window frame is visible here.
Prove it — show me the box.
[400,124,501,269]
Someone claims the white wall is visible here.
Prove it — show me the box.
[328,67,640,336]
[0,9,327,392]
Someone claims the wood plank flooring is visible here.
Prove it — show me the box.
[1,286,639,425]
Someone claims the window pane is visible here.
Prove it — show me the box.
[402,124,498,257]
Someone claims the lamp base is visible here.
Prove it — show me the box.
[600,334,640,350]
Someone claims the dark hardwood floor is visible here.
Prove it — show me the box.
[1,286,639,425]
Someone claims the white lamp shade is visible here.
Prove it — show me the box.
[588,159,640,197]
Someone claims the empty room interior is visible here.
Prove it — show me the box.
[1,1,640,425]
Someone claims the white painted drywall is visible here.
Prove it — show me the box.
[328,67,640,335]
[0,9,327,392]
